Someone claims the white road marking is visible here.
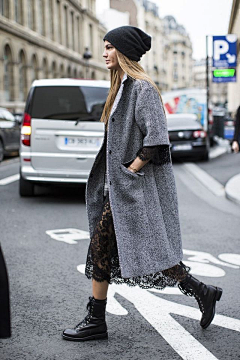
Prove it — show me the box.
[183,260,226,277]
[77,264,240,360]
[183,162,225,196]
[48,231,239,359]
[218,253,240,266]
[183,249,239,269]
[46,228,89,245]
[0,173,20,185]
[209,146,228,159]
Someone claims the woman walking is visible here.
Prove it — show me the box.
[62,26,222,341]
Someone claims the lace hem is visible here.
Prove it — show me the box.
[85,257,190,290]
[137,145,171,165]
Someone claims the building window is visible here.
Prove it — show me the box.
[0,0,10,18]
[43,58,48,78]
[19,50,27,101]
[3,45,13,101]
[76,16,80,53]
[56,0,61,43]
[71,11,74,51]
[173,71,178,82]
[89,23,93,52]
[31,55,38,83]
[64,6,68,47]
[67,65,71,77]
[38,0,44,35]
[15,0,23,24]
[60,64,64,78]
[52,61,57,78]
[49,0,54,40]
[28,0,34,30]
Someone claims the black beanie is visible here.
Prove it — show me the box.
[103,26,151,62]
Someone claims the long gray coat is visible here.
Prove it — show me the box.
[86,78,183,278]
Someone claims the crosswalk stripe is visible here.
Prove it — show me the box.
[0,174,20,185]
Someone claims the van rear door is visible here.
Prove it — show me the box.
[30,85,108,173]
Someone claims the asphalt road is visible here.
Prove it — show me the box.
[195,151,240,186]
[0,155,240,360]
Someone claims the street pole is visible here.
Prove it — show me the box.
[206,35,209,134]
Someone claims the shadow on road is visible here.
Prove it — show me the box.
[22,184,86,205]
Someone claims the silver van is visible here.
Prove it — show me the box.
[19,79,109,196]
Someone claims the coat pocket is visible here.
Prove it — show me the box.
[120,163,145,178]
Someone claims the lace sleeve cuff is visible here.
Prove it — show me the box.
[137,145,171,165]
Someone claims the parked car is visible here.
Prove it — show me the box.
[13,112,23,125]
[167,113,209,161]
[19,78,109,196]
[0,107,21,163]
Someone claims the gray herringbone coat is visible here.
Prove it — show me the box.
[86,78,183,278]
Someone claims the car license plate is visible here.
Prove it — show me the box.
[173,144,192,151]
[63,137,102,148]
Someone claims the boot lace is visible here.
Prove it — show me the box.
[178,283,205,313]
[75,297,94,329]
[195,294,204,313]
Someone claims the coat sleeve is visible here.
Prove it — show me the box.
[135,81,169,147]
[135,81,171,165]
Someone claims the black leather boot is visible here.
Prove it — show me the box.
[62,296,108,341]
[179,274,222,329]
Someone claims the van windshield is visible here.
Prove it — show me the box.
[31,86,109,121]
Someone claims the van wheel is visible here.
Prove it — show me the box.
[19,173,34,197]
[0,139,4,163]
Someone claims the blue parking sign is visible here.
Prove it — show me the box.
[213,35,237,68]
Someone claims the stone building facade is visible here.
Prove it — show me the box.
[162,16,193,91]
[0,0,108,112]
[109,0,193,92]
[228,0,240,114]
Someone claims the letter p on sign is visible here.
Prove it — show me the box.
[214,40,229,60]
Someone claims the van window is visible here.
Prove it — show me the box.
[31,86,109,121]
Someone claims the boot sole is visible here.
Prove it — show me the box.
[201,287,223,329]
[62,332,108,341]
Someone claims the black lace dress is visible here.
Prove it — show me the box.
[85,146,190,289]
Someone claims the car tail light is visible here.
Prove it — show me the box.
[193,130,206,138]
[208,108,213,125]
[21,113,31,146]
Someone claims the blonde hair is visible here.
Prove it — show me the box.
[100,50,165,128]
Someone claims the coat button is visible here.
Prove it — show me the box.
[110,181,112,185]
[109,150,112,154]
[112,118,115,122]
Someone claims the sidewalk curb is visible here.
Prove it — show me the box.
[209,137,230,159]
[225,174,240,206]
